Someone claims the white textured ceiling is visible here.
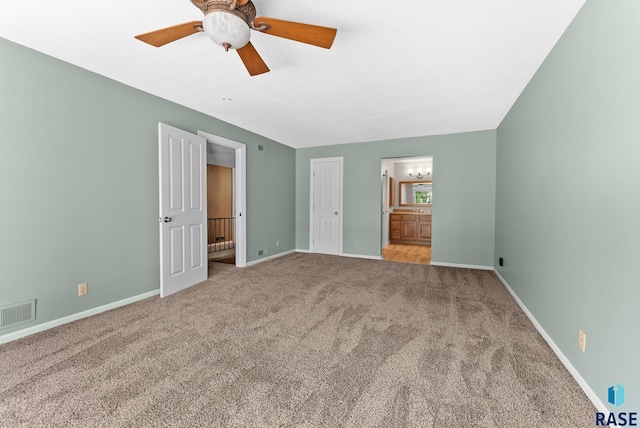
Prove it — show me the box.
[0,0,584,149]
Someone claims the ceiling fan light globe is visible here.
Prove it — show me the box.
[203,11,251,50]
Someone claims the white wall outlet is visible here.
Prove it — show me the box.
[78,282,88,297]
[578,329,586,352]
[355,240,360,246]
[276,240,279,247]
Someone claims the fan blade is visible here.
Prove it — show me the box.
[236,42,270,76]
[253,17,337,49]
[135,21,203,47]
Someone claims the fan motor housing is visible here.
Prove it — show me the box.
[200,1,257,24]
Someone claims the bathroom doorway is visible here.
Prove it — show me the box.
[381,156,433,265]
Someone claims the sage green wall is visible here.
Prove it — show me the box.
[495,0,640,410]
[247,142,296,259]
[296,131,496,266]
[0,38,295,338]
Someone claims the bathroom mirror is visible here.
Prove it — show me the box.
[399,181,432,206]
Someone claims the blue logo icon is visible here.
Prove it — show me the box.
[609,384,625,407]
[596,384,636,426]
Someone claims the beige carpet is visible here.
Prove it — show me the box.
[0,253,595,427]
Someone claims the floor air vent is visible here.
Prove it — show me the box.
[0,299,36,330]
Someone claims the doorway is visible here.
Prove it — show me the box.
[206,164,236,265]
[381,156,433,265]
[198,131,247,269]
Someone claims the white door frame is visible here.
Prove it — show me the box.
[381,168,389,247]
[309,157,343,255]
[198,131,247,268]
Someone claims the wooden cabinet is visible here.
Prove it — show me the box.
[390,213,431,245]
[418,220,431,242]
[390,218,401,240]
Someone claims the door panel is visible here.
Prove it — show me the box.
[169,139,183,212]
[159,123,207,297]
[188,142,203,211]
[190,223,204,269]
[169,225,185,275]
[317,217,336,246]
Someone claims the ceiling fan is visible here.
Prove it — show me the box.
[135,0,337,76]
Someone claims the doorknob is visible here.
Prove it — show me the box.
[159,217,172,223]
[334,211,338,215]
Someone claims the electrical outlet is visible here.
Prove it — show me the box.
[78,282,88,297]
[578,329,586,352]
[355,240,360,246]
[499,257,504,267]
[276,240,279,247]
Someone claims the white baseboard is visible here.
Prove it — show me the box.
[430,261,494,270]
[341,253,383,261]
[0,289,160,346]
[246,249,296,267]
[295,250,382,261]
[493,270,608,414]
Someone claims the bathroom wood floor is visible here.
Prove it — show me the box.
[382,243,431,265]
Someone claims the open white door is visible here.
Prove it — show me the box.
[159,123,207,297]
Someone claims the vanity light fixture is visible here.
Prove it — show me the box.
[408,168,431,179]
